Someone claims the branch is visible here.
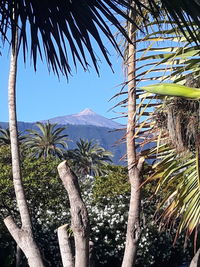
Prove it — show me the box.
[58,161,89,267]
[57,224,74,267]
[4,216,21,245]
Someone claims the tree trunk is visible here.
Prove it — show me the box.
[58,161,89,267]
[121,6,143,267]
[5,28,44,267]
[190,248,200,267]
[57,224,74,267]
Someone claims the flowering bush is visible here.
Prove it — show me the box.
[81,167,193,267]
[0,150,193,266]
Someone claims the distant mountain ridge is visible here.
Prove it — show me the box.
[0,110,153,165]
[41,108,122,129]
[0,109,126,164]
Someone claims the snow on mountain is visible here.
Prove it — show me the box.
[41,108,122,129]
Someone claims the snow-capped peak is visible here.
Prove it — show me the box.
[76,108,96,116]
[40,108,122,129]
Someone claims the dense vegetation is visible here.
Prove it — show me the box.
[0,141,194,266]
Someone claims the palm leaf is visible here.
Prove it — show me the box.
[112,15,200,237]
[1,1,200,76]
[149,144,200,237]
[141,83,200,99]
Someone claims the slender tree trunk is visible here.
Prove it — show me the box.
[5,28,44,267]
[58,161,89,267]
[58,224,74,267]
[121,7,144,267]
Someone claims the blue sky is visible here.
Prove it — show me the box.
[0,38,126,125]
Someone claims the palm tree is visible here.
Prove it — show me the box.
[131,23,200,239]
[0,127,25,145]
[120,21,200,265]
[114,12,200,265]
[25,122,68,159]
[120,4,146,266]
[0,128,12,145]
[66,139,112,177]
[146,74,200,238]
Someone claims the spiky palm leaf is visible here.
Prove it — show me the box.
[148,144,200,238]
[0,1,200,76]
[114,19,200,237]
[0,128,25,145]
[135,21,200,145]
[25,122,68,159]
[66,138,112,177]
[138,26,200,236]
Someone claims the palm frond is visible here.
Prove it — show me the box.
[25,122,68,159]
[113,17,200,238]
[65,138,112,177]
[1,1,200,76]
[149,144,200,237]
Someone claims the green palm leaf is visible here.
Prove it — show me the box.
[25,122,68,159]
[149,144,200,236]
[141,83,200,99]
[65,139,112,177]
[115,18,200,239]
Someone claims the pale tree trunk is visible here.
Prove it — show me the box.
[58,161,89,267]
[5,28,44,266]
[121,6,144,267]
[57,224,74,267]
[190,248,200,267]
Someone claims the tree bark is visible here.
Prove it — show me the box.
[58,161,89,267]
[57,224,74,267]
[121,6,143,267]
[4,217,43,267]
[6,27,44,267]
[190,248,200,267]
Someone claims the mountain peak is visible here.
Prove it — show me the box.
[40,108,122,129]
[77,108,96,116]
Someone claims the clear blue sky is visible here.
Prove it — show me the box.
[0,38,126,125]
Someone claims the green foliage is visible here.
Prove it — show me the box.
[141,83,200,99]
[25,122,68,159]
[0,128,11,145]
[0,148,194,266]
[66,139,113,177]
[0,146,14,216]
[81,167,193,267]
[0,147,70,266]
[118,21,200,238]
[0,127,25,145]
[93,165,130,200]
[0,145,69,218]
